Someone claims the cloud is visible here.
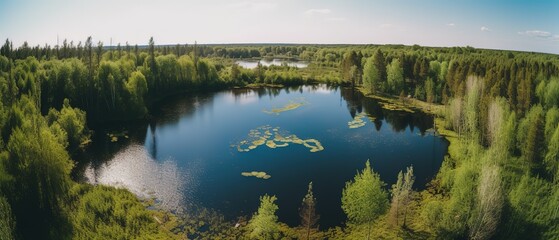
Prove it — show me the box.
[518,30,553,38]
[305,8,331,15]
[481,26,491,32]
[446,23,456,27]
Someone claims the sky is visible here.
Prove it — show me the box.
[0,0,558,54]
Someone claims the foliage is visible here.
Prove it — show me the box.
[247,195,281,239]
[341,160,388,239]
[386,58,404,95]
[69,184,175,240]
[388,166,414,227]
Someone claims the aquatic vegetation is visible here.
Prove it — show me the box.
[263,98,308,115]
[378,102,415,113]
[348,112,368,129]
[235,126,324,153]
[107,131,129,142]
[241,171,271,179]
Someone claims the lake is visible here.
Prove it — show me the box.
[236,59,309,69]
[76,84,448,229]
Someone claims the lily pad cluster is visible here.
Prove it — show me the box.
[241,171,271,179]
[263,98,308,115]
[348,112,367,129]
[235,125,324,153]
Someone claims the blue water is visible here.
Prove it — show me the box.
[78,85,448,228]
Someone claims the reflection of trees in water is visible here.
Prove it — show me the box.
[152,93,214,126]
[340,87,433,134]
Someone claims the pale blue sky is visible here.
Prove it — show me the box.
[1,0,558,53]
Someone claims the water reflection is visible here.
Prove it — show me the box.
[83,144,192,212]
[339,87,433,134]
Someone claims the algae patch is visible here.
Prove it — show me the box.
[241,171,271,179]
[263,98,308,115]
[107,131,129,142]
[348,112,370,129]
[235,125,324,153]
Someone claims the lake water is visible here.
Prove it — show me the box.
[236,59,309,69]
[76,85,448,228]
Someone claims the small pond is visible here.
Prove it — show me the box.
[76,84,448,228]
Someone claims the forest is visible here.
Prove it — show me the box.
[1,37,559,239]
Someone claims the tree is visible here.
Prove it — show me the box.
[341,51,361,86]
[373,49,387,84]
[0,196,15,240]
[148,37,158,95]
[363,57,381,93]
[46,98,90,149]
[545,125,559,181]
[387,58,404,94]
[5,97,74,239]
[248,195,281,239]
[469,164,503,240]
[342,160,388,239]
[300,182,319,240]
[518,105,545,171]
[125,71,148,117]
[389,166,414,227]
[425,77,436,103]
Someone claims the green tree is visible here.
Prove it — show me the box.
[248,195,281,239]
[545,125,559,181]
[363,57,381,93]
[425,77,436,103]
[373,49,387,84]
[0,196,15,240]
[518,105,545,171]
[387,58,404,94]
[5,97,73,239]
[125,71,148,118]
[300,182,319,240]
[47,98,89,149]
[342,160,388,239]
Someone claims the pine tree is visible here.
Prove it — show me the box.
[248,195,280,239]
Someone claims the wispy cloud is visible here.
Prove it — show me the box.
[481,26,491,32]
[446,23,456,27]
[518,30,553,38]
[305,8,331,15]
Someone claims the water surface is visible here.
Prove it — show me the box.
[77,85,448,228]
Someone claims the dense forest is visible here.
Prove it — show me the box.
[1,37,559,239]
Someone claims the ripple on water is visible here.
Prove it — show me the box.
[83,144,197,213]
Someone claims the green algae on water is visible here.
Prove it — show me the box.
[263,98,308,115]
[241,171,271,179]
[107,131,129,142]
[348,112,368,129]
[235,125,324,153]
